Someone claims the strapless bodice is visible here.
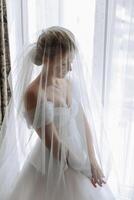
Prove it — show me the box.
[24,98,79,130]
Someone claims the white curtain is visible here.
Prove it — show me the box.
[93,0,134,199]
[6,0,134,199]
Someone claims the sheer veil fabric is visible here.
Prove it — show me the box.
[0,26,115,200]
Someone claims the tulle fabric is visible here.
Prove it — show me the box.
[0,26,115,200]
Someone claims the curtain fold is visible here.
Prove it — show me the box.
[0,0,11,129]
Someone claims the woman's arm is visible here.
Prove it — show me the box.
[24,88,67,162]
[80,106,97,163]
[81,106,106,187]
[37,123,63,161]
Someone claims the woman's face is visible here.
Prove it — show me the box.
[47,52,74,78]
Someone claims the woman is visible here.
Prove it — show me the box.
[0,26,115,200]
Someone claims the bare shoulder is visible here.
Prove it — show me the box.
[24,85,37,112]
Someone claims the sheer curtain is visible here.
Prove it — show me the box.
[6,0,134,199]
[93,0,134,199]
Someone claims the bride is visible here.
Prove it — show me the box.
[0,26,115,200]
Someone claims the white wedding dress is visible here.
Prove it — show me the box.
[6,97,115,200]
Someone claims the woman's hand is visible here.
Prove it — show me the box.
[90,160,106,188]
